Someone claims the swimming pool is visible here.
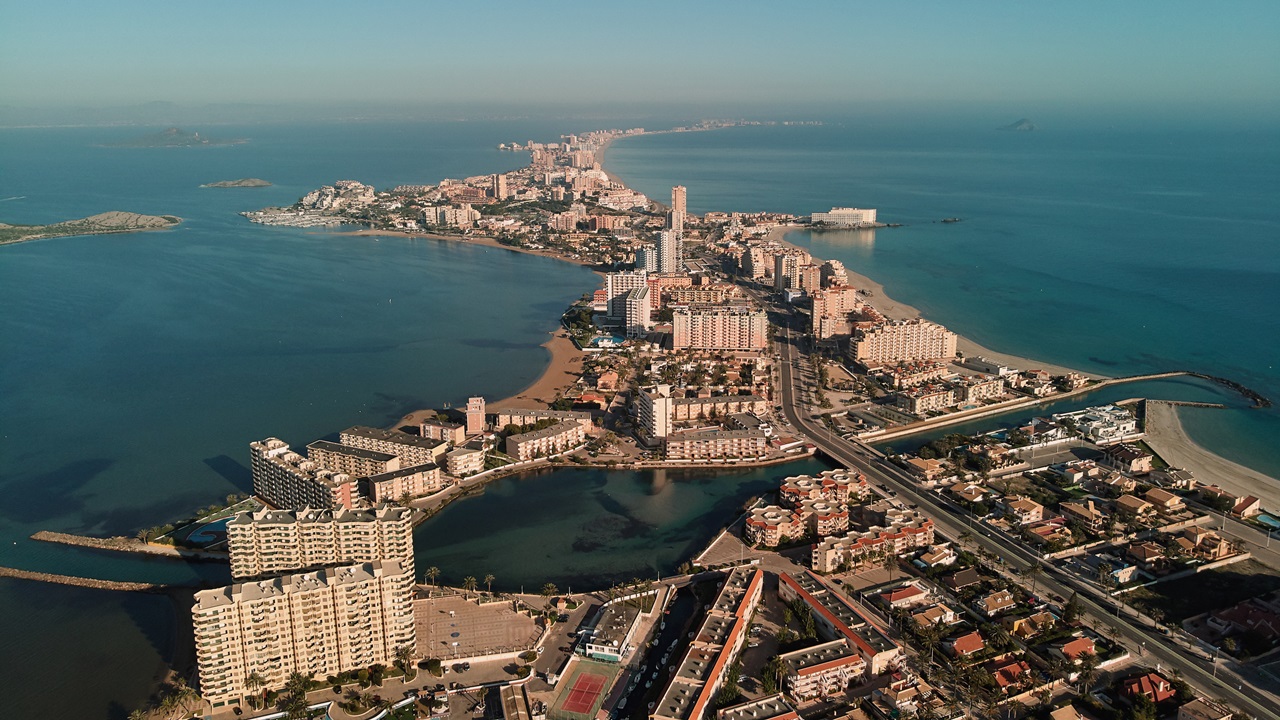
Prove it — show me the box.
[187,517,230,545]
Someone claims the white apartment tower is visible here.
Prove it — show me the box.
[656,229,682,274]
[635,244,658,272]
[606,270,649,322]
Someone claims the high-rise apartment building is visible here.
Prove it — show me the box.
[773,249,812,290]
[656,229,682,274]
[668,186,687,235]
[671,185,687,216]
[227,504,414,581]
[672,304,769,351]
[811,286,864,339]
[623,286,652,337]
[465,397,486,436]
[492,173,508,200]
[605,270,649,322]
[850,319,958,365]
[193,560,415,708]
[306,440,399,479]
[250,438,357,511]
[635,244,658,272]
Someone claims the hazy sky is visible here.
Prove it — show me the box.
[3,0,1278,117]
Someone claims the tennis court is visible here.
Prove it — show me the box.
[550,659,619,720]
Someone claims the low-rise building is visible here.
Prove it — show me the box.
[716,696,798,720]
[1002,496,1045,525]
[1122,672,1176,704]
[340,425,449,467]
[445,447,485,477]
[947,630,985,658]
[1145,487,1186,514]
[362,463,443,503]
[811,510,935,573]
[504,421,585,461]
[1177,698,1234,720]
[779,469,866,507]
[1004,611,1056,641]
[420,419,466,445]
[978,589,1018,618]
[778,572,900,677]
[1102,444,1154,474]
[745,506,805,547]
[778,640,865,700]
[665,429,769,461]
[1060,500,1108,533]
[912,603,960,628]
[1115,494,1157,521]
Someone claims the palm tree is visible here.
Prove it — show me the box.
[395,644,415,681]
[169,678,199,718]
[541,582,558,603]
[484,573,495,594]
[127,711,146,720]
[1023,563,1044,594]
[1074,651,1100,693]
[462,576,478,598]
[882,552,898,581]
[425,566,440,595]
[245,671,267,709]
[135,528,150,543]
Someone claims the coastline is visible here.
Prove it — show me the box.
[331,228,600,270]
[1143,401,1279,506]
[764,225,1103,380]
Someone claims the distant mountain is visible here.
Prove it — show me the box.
[201,178,272,188]
[999,118,1037,132]
[105,127,246,147]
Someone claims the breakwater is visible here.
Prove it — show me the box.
[0,566,194,594]
[31,530,228,561]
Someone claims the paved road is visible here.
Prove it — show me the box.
[766,308,1278,720]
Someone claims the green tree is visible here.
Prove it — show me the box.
[425,566,441,591]
[1075,651,1100,692]
[1062,591,1082,625]
[462,576,478,598]
[1023,563,1044,594]
[484,573,496,594]
[245,670,268,709]
[541,583,559,603]
[395,645,416,681]
[882,552,898,581]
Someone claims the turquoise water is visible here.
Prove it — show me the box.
[0,121,604,719]
[605,122,1280,479]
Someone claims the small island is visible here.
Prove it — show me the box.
[105,127,246,148]
[200,178,271,188]
[999,118,1038,132]
[0,211,181,246]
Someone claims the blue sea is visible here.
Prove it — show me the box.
[2,115,1277,717]
[605,121,1280,478]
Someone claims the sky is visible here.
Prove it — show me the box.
[2,1,1278,121]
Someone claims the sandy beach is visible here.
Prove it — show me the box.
[765,226,1099,379]
[1143,401,1278,506]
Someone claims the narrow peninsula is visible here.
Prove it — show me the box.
[0,211,181,246]
[200,178,271,188]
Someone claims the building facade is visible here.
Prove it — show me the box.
[250,438,356,511]
[850,319,958,365]
[227,504,414,581]
[193,560,415,708]
[504,420,586,461]
[673,304,769,351]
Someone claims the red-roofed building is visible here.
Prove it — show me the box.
[1057,637,1096,663]
[1123,672,1176,704]
[880,583,930,609]
[947,631,985,658]
[992,660,1032,693]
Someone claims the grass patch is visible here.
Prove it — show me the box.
[1123,559,1280,621]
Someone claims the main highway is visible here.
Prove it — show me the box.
[758,292,1277,719]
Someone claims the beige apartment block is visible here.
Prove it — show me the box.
[250,438,357,511]
[851,318,957,365]
[673,304,769,351]
[227,504,414,581]
[193,560,415,709]
[504,420,585,461]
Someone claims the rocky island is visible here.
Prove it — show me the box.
[999,118,1038,131]
[0,211,181,246]
[105,127,246,148]
[200,178,271,188]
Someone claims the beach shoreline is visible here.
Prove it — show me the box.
[1143,401,1278,506]
[329,227,600,270]
[764,225,1102,380]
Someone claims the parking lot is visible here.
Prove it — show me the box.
[416,594,540,661]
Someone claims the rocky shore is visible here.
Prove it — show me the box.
[0,210,181,246]
[31,530,228,561]
[0,566,191,594]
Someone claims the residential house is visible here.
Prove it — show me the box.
[1004,611,1056,641]
[1002,496,1045,525]
[1088,471,1137,496]
[1049,706,1084,720]
[1026,517,1074,547]
[912,603,960,629]
[978,589,1017,618]
[1232,495,1263,518]
[1115,494,1157,522]
[992,659,1032,694]
[905,457,948,483]
[1054,637,1096,664]
[1122,672,1176,704]
[1177,698,1233,720]
[944,568,983,592]
[1145,487,1186,514]
[1102,444,1154,474]
[1126,541,1169,572]
[1207,596,1280,648]
[948,481,987,505]
[947,630,985,658]
[1178,526,1233,561]
[1150,467,1196,490]
[1061,500,1108,533]
[880,583,931,610]
[915,544,958,569]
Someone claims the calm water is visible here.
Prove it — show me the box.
[0,121,605,719]
[414,458,834,591]
[605,122,1280,478]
